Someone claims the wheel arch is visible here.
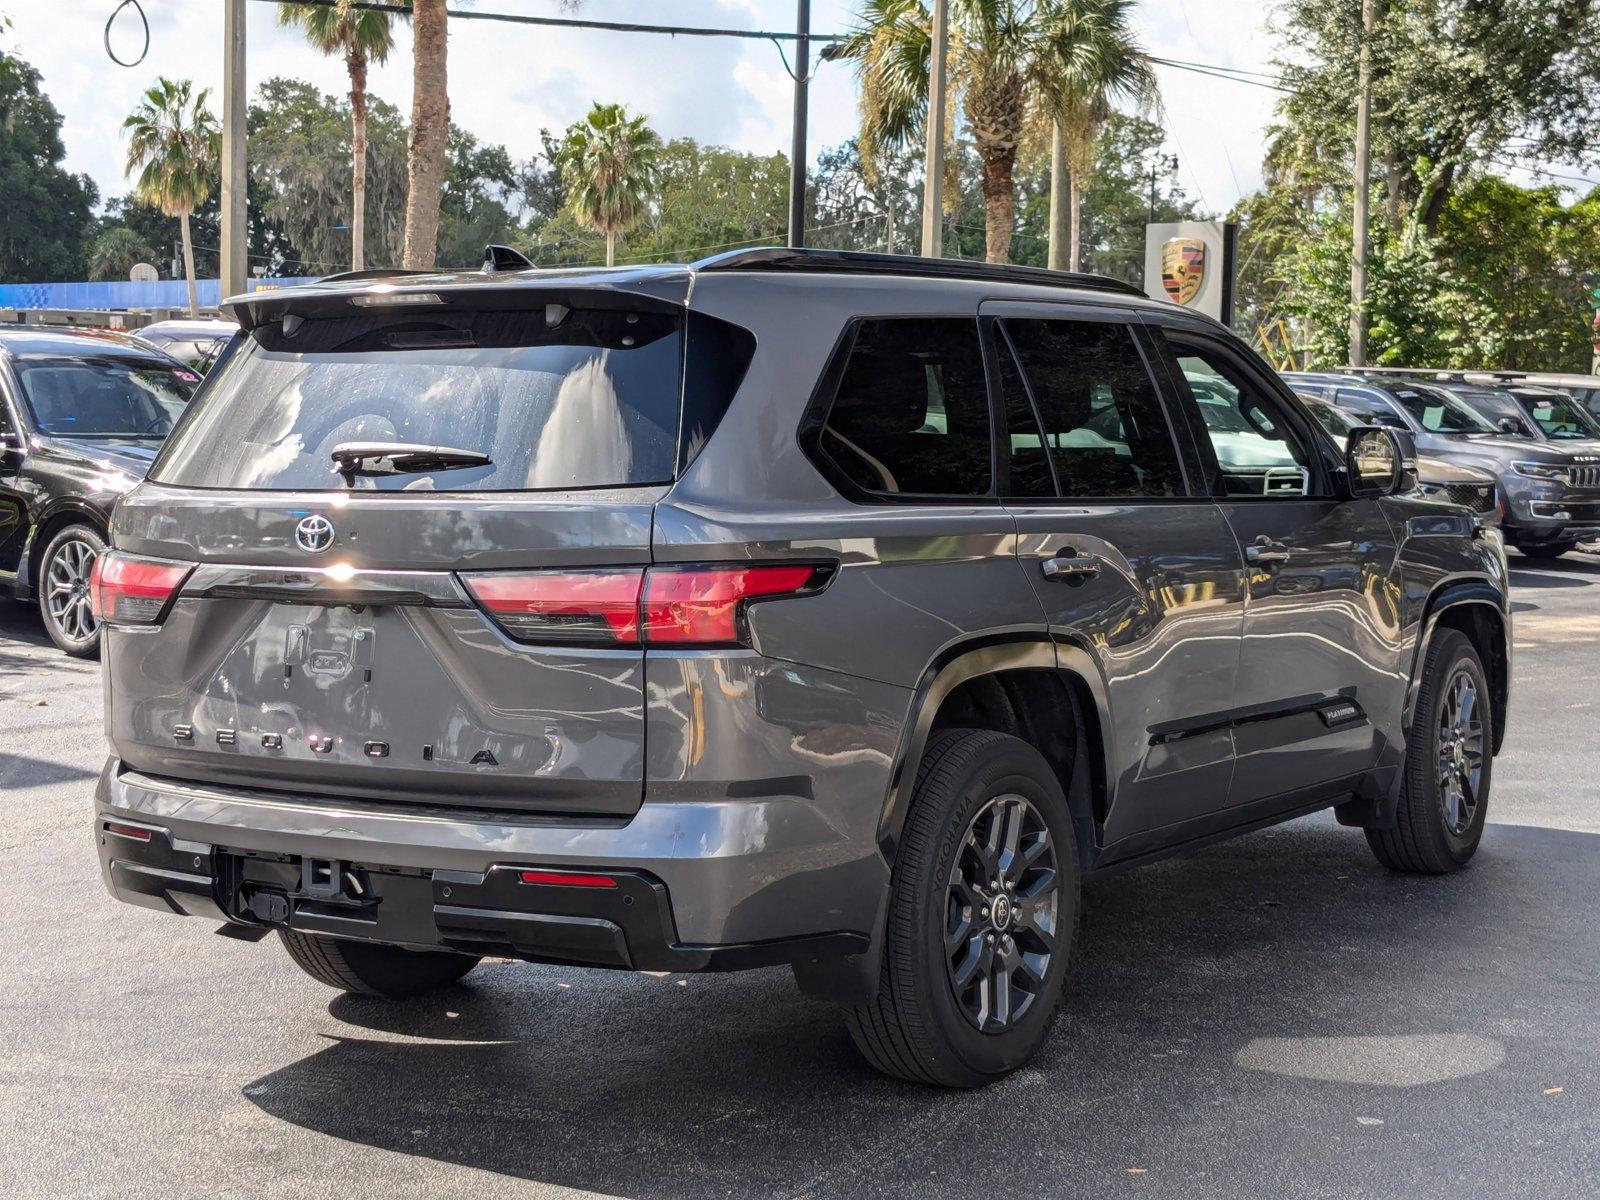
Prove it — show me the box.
[1409,582,1510,756]
[876,635,1113,872]
[18,500,109,600]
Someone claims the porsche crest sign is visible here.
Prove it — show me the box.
[1161,237,1206,306]
[1144,220,1238,324]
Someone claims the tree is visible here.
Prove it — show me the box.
[0,54,98,281]
[438,127,524,265]
[832,0,1151,263]
[1040,0,1153,270]
[122,78,218,316]
[557,102,661,267]
[277,0,400,271]
[402,0,448,268]
[250,77,408,271]
[87,227,158,281]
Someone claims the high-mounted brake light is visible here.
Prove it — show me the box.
[461,563,825,648]
[89,553,193,624]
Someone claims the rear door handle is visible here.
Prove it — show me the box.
[1041,552,1100,584]
[1246,538,1292,567]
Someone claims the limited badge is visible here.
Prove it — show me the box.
[1161,236,1207,306]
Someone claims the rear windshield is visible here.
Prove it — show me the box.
[151,304,685,492]
[15,356,197,439]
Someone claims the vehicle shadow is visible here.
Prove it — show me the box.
[0,751,99,788]
[242,821,1600,1198]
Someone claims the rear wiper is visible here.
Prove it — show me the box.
[330,441,491,483]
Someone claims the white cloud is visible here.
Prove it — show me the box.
[21,0,1282,218]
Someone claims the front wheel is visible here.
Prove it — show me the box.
[844,729,1080,1087]
[37,524,105,658]
[1367,629,1492,873]
[278,930,481,997]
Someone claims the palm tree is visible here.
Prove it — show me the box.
[833,0,1153,265]
[402,0,448,268]
[1041,0,1154,271]
[558,102,661,267]
[122,78,218,316]
[278,0,399,272]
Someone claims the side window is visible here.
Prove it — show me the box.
[1172,342,1325,498]
[1001,319,1185,499]
[1333,388,1401,425]
[817,318,992,498]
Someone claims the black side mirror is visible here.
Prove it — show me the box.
[1346,425,1412,497]
[1497,416,1526,435]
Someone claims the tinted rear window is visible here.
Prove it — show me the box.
[151,305,685,492]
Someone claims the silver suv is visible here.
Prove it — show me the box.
[94,249,1511,1087]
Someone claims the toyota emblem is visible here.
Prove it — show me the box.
[294,514,336,553]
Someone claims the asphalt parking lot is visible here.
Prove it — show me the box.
[2,548,1598,1200]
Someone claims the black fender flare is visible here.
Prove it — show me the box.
[1406,579,1511,755]
[16,498,109,600]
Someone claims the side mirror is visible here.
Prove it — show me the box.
[1346,425,1412,498]
[1497,416,1526,435]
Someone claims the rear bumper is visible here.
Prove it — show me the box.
[95,761,885,977]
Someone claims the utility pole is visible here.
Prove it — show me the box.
[921,0,949,258]
[1349,0,1377,367]
[220,0,248,301]
[788,0,810,247]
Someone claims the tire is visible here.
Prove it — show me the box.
[1366,629,1492,873]
[37,523,106,658]
[1519,542,1575,561]
[844,729,1081,1088]
[278,930,480,997]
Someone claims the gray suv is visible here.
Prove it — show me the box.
[1288,371,1600,559]
[94,249,1511,1087]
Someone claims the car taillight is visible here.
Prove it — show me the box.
[642,565,821,645]
[517,869,617,888]
[462,568,644,645]
[461,564,825,648]
[89,553,192,624]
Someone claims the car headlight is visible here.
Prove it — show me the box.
[1512,461,1566,481]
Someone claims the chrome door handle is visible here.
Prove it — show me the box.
[1041,552,1100,583]
[1246,539,1292,567]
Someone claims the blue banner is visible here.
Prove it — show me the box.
[0,277,318,311]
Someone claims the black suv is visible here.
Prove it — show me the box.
[0,328,197,655]
[94,249,1511,1087]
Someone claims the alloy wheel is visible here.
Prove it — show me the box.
[1437,667,1485,836]
[944,793,1060,1033]
[45,536,99,646]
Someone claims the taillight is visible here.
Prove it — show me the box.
[517,869,617,888]
[461,564,825,648]
[89,553,193,624]
[463,568,643,645]
[642,565,820,645]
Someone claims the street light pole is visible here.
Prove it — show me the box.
[788,0,810,248]
[921,0,949,258]
[1349,0,1377,367]
[220,0,248,301]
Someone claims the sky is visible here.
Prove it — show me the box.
[15,0,1289,222]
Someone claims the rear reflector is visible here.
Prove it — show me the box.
[89,553,193,624]
[104,821,154,842]
[517,869,618,888]
[462,563,825,648]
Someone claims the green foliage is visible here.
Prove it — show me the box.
[557,102,662,264]
[122,77,218,220]
[87,227,158,282]
[277,0,396,66]
[0,53,97,281]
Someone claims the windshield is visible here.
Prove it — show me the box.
[1517,392,1600,440]
[14,356,197,439]
[1384,384,1499,436]
[151,304,685,492]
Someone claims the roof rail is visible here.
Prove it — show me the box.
[694,246,1147,298]
[315,266,437,284]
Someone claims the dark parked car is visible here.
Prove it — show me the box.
[0,328,198,655]
[94,249,1510,1087]
[1287,371,1600,559]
